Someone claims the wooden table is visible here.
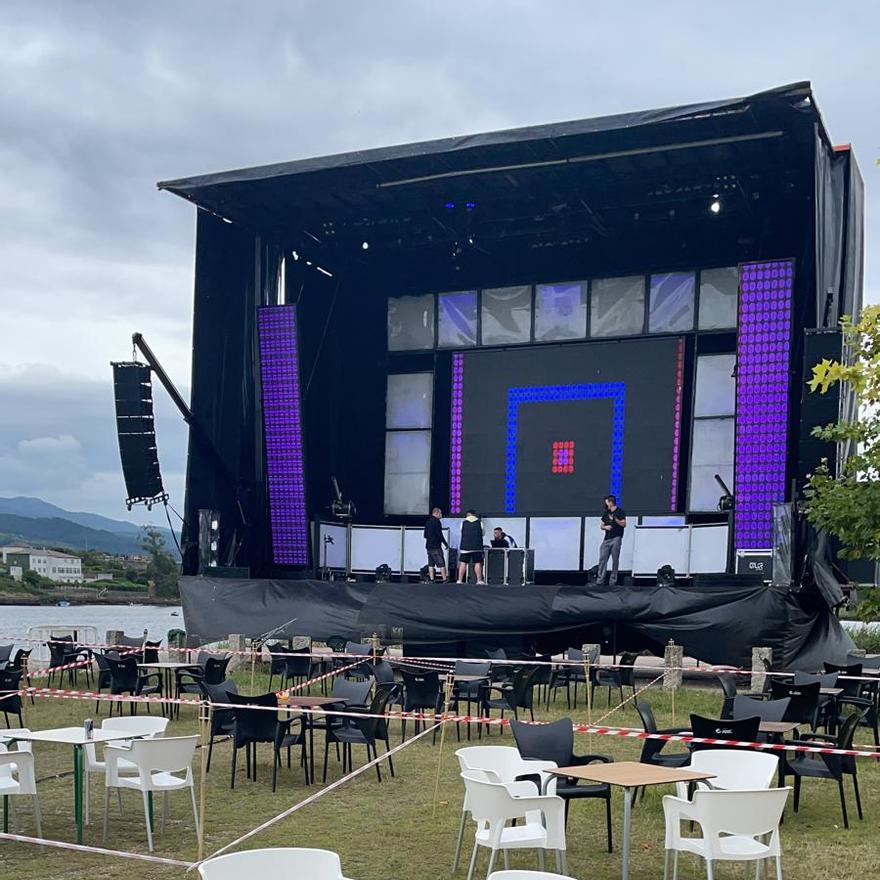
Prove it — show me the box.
[548,761,715,880]
[5,726,144,844]
[820,687,843,696]
[757,720,798,736]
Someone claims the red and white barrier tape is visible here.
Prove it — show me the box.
[16,683,880,760]
[0,830,193,867]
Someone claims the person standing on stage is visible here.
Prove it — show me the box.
[597,495,626,586]
[457,509,486,584]
[424,506,449,582]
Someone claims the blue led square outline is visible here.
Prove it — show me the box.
[505,383,625,513]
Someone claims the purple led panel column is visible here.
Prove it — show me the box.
[257,305,309,565]
[734,260,794,550]
[669,337,684,510]
[449,353,464,514]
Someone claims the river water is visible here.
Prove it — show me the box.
[0,604,184,643]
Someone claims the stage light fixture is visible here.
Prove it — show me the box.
[709,198,722,214]
[465,201,476,209]
[375,563,392,583]
[361,241,369,250]
[657,565,676,588]
[291,251,299,261]
[444,201,455,210]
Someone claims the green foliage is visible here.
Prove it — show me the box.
[804,306,880,576]
[849,620,880,653]
[21,569,53,589]
[139,526,180,598]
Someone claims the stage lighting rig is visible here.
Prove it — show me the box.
[330,476,356,520]
[714,473,734,512]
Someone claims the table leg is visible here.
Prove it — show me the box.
[74,744,83,844]
[3,794,8,833]
[621,785,634,880]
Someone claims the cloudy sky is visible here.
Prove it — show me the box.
[1,1,877,527]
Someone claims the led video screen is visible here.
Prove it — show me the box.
[452,337,683,515]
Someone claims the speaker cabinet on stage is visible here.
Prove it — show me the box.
[798,329,845,489]
[486,548,535,586]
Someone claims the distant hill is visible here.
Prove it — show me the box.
[0,496,179,557]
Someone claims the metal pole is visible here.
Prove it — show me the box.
[431,671,455,819]
[250,640,257,694]
[197,699,212,861]
[621,786,634,880]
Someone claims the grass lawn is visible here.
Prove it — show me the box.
[2,668,877,880]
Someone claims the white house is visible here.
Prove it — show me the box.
[7,549,83,583]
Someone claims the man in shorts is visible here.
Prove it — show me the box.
[423,506,449,582]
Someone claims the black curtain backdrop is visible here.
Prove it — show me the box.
[180,576,853,670]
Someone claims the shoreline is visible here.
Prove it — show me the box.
[0,594,179,607]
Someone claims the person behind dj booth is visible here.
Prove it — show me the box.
[457,509,486,584]
[491,527,517,548]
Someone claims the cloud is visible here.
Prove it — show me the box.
[17,434,82,454]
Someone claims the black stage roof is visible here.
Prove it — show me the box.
[158,82,829,276]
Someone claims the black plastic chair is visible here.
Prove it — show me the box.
[266,643,292,692]
[635,700,690,768]
[104,654,162,716]
[688,713,760,753]
[824,662,879,744]
[48,635,89,687]
[0,645,12,666]
[486,648,514,687]
[783,711,864,828]
[199,678,238,772]
[450,661,490,741]
[344,641,374,680]
[732,696,790,722]
[9,649,33,705]
[327,635,347,652]
[400,671,442,742]
[770,680,820,727]
[227,690,279,788]
[323,688,395,783]
[717,673,738,719]
[273,712,310,790]
[511,717,614,853]
[483,666,540,728]
[0,669,23,727]
[591,652,638,707]
[93,651,114,712]
[369,660,401,707]
[281,648,314,691]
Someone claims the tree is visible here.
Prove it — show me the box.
[803,306,880,617]
[139,526,180,598]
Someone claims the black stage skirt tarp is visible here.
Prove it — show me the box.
[179,577,854,669]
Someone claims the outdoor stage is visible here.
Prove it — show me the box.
[157,82,864,666]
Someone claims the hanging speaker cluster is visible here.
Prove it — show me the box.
[111,362,167,509]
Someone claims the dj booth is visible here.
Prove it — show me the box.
[448,547,536,586]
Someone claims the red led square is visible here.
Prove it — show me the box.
[552,440,575,474]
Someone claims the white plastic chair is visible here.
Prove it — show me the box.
[663,787,789,880]
[197,847,353,879]
[489,873,577,880]
[461,770,567,880]
[675,749,779,799]
[103,734,198,851]
[0,736,41,836]
[454,747,558,872]
[84,714,170,824]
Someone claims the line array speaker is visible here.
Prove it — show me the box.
[111,362,167,509]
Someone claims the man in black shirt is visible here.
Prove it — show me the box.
[597,494,626,586]
[491,527,510,548]
[424,506,448,582]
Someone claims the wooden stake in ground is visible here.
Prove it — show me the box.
[249,639,257,694]
[431,670,455,818]
[197,699,212,861]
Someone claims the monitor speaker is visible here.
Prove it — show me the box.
[111,362,166,508]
